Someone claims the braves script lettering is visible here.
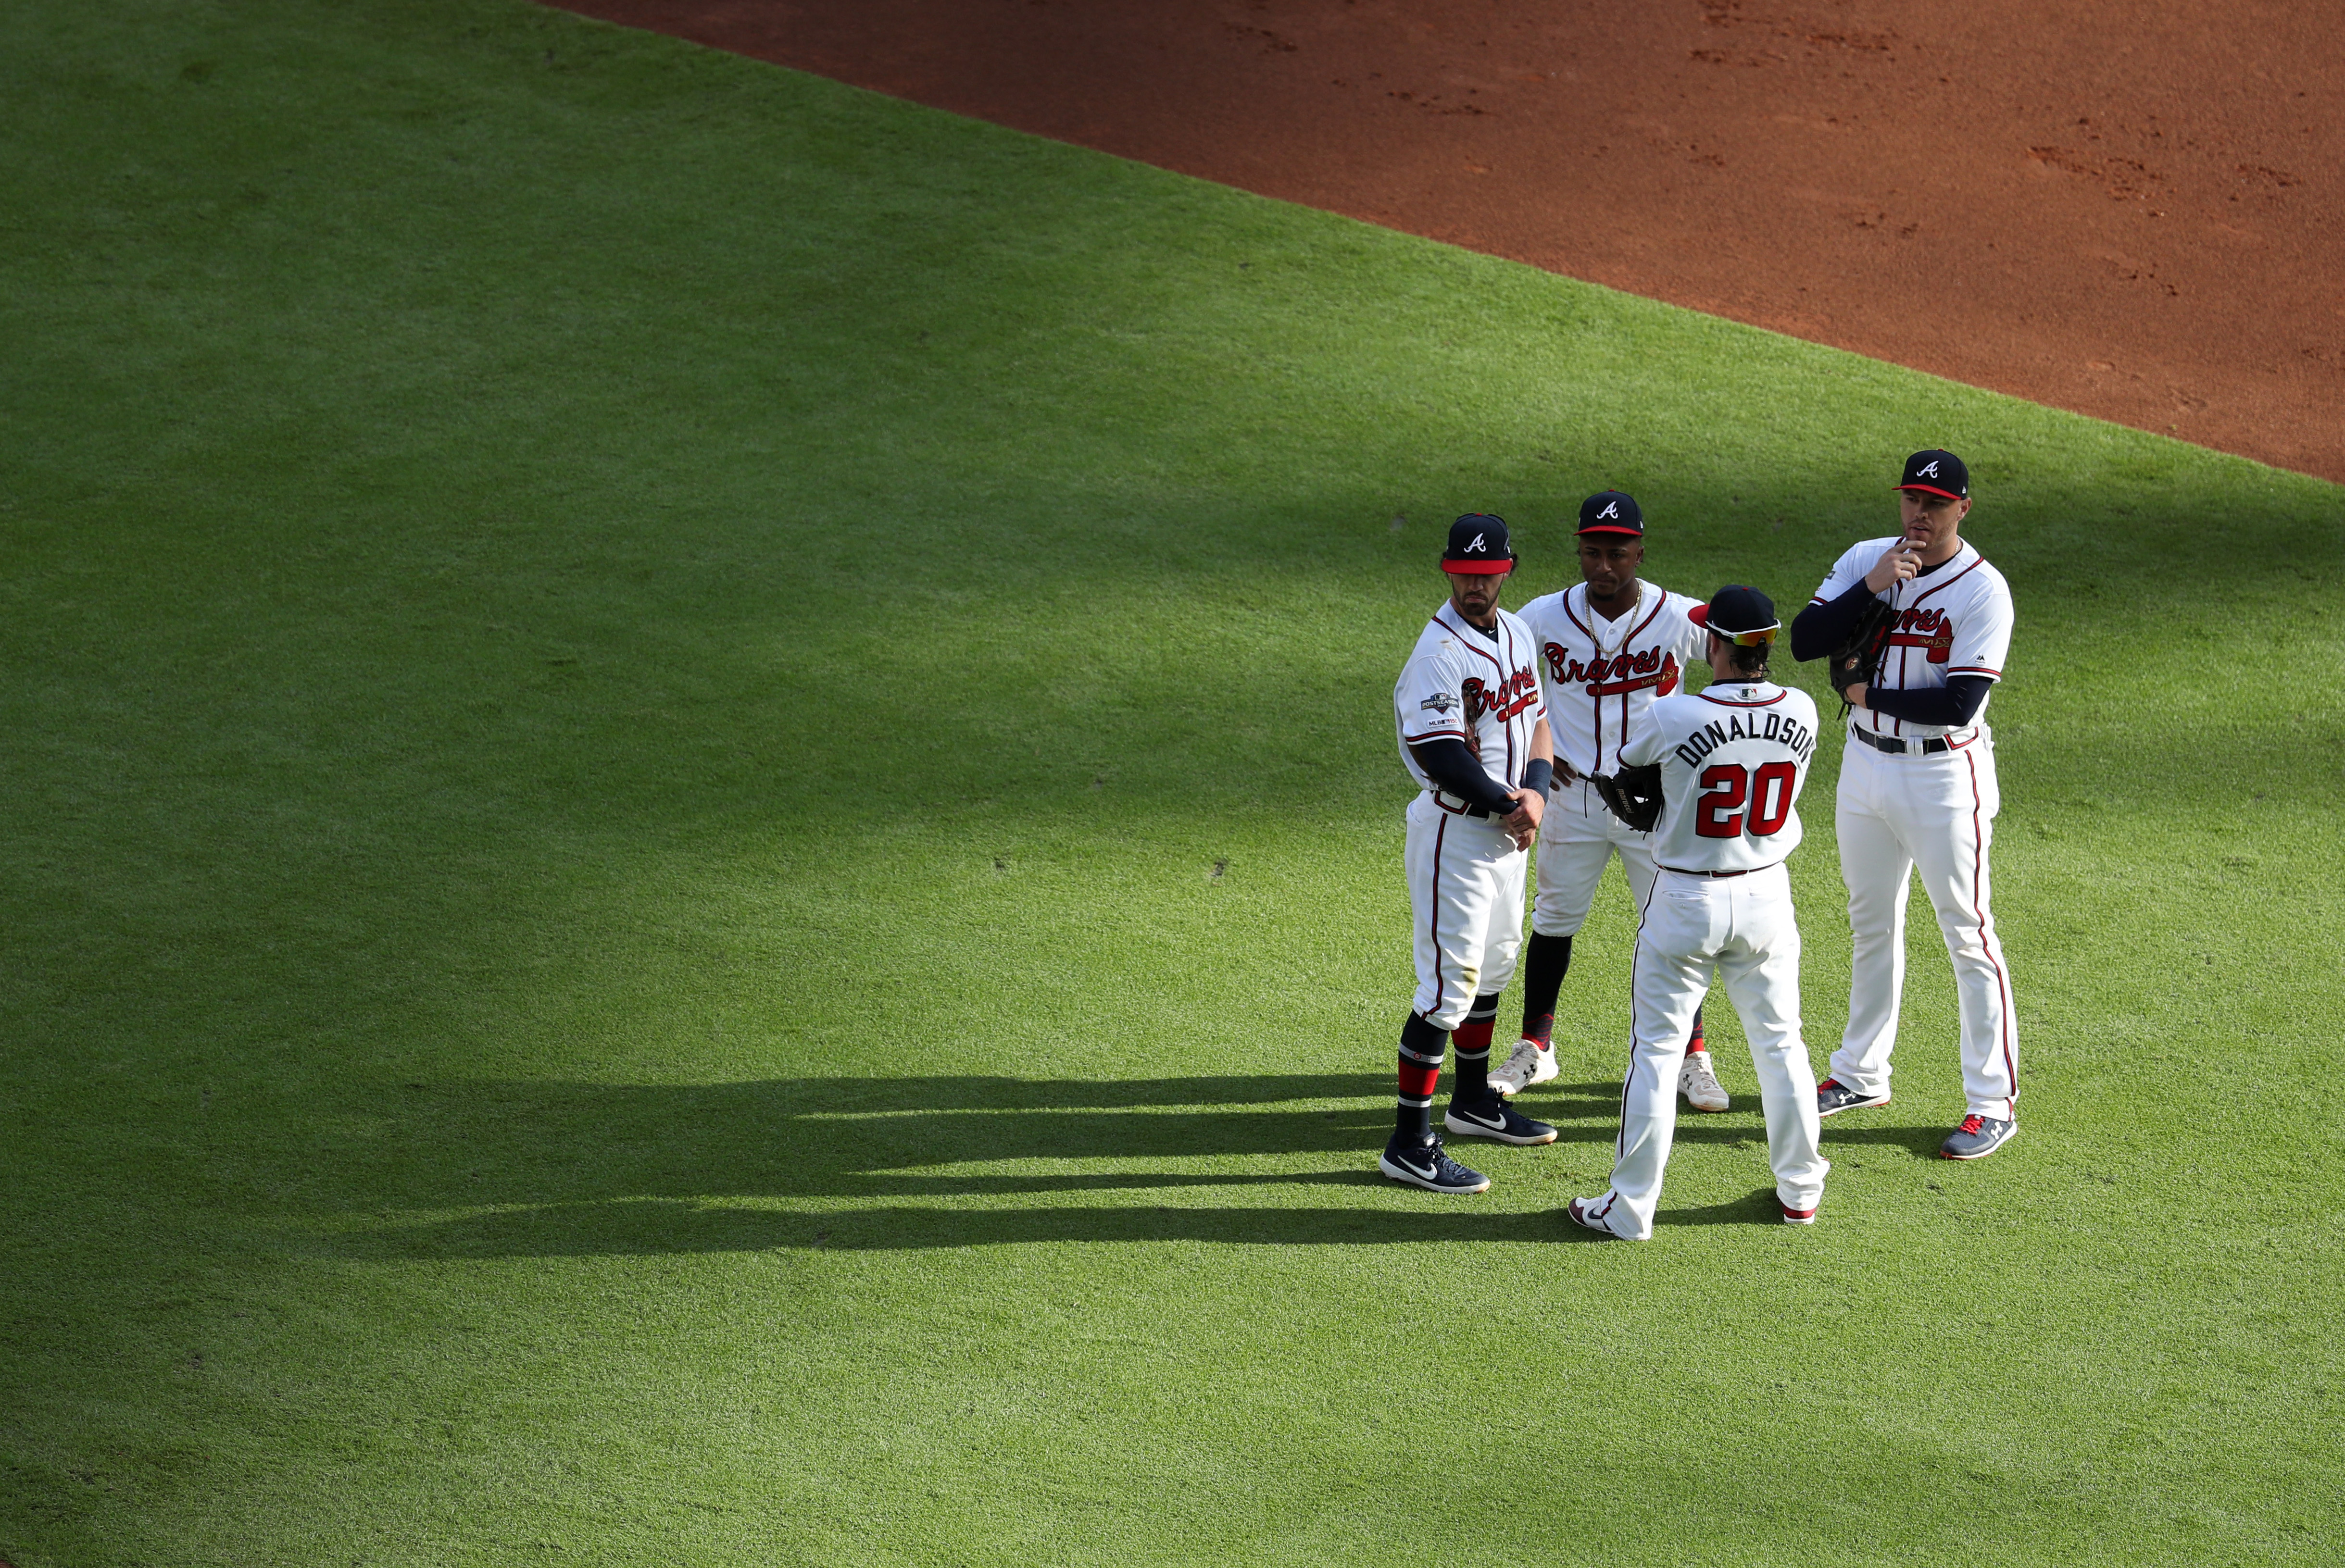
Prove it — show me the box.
[1885,607,1955,663]
[1542,642,1682,697]
[1461,666,1540,723]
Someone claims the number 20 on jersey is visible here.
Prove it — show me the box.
[1695,762,1798,838]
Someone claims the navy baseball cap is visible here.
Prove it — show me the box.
[1896,449,1968,500]
[1441,513,1515,574]
[1689,584,1780,643]
[1577,490,1643,536]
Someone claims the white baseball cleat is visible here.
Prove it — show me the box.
[1679,1050,1729,1113]
[1567,1196,1628,1239]
[1489,1037,1559,1096]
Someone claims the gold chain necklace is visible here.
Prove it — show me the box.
[1582,580,1644,660]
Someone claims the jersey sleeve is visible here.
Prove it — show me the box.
[1618,705,1667,768]
[1946,569,2014,682]
[1396,642,1471,745]
[1810,541,1876,605]
[1671,597,1708,664]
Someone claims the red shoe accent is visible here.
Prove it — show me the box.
[1956,1114,1985,1135]
[1781,1204,1817,1224]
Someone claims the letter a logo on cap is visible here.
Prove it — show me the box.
[1598,501,1619,519]
[1469,533,1487,553]
[1919,459,1940,478]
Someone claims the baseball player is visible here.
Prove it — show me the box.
[1569,586,1831,1239]
[1495,492,1728,1115]
[1382,514,1560,1195]
[1791,450,2019,1160]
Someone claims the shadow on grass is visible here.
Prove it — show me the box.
[288,1072,1934,1257]
[328,1188,1811,1258]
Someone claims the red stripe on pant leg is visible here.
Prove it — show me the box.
[1967,751,2019,1112]
[1426,816,1450,1018]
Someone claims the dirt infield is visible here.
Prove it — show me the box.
[561,0,2343,480]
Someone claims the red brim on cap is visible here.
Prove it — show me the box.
[1687,604,1709,627]
[1895,484,1964,501]
[1575,525,1642,537]
[1442,558,1514,574]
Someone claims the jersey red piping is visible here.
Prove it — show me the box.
[1907,552,1985,607]
[1433,608,1507,670]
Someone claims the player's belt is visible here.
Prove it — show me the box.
[1851,725,1973,756]
[1428,789,1499,820]
[1659,864,1769,879]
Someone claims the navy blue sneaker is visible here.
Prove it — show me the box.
[1816,1077,1891,1117]
[1444,1094,1559,1145]
[1379,1135,1491,1194]
[1940,1114,2018,1160]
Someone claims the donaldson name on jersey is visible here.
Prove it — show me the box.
[1622,680,1821,873]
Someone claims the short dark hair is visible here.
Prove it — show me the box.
[1715,635,1770,678]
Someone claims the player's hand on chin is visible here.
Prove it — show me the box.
[1863,539,1921,594]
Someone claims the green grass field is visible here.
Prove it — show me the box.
[4,2,2343,1563]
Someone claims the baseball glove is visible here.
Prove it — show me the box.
[1588,763,1665,834]
[1830,595,1900,719]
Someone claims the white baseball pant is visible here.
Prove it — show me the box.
[1405,793,1526,1030]
[1586,863,1827,1241]
[1532,778,1659,937]
[1827,733,2019,1120]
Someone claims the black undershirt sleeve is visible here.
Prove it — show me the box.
[1860,674,1993,728]
[1409,739,1520,816]
[1790,580,1883,662]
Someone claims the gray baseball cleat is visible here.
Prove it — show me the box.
[1940,1114,2018,1160]
[1816,1077,1891,1117]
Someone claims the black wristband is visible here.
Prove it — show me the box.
[1521,758,1553,794]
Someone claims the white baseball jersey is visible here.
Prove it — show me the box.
[1393,605,1547,797]
[1621,680,1820,873]
[1516,583,1707,777]
[1809,540,2013,741]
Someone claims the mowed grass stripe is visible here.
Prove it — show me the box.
[0,1,2339,1564]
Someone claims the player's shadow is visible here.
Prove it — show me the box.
[1644,1188,1793,1231]
[295,1070,1723,1259]
[1802,1120,1952,1160]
